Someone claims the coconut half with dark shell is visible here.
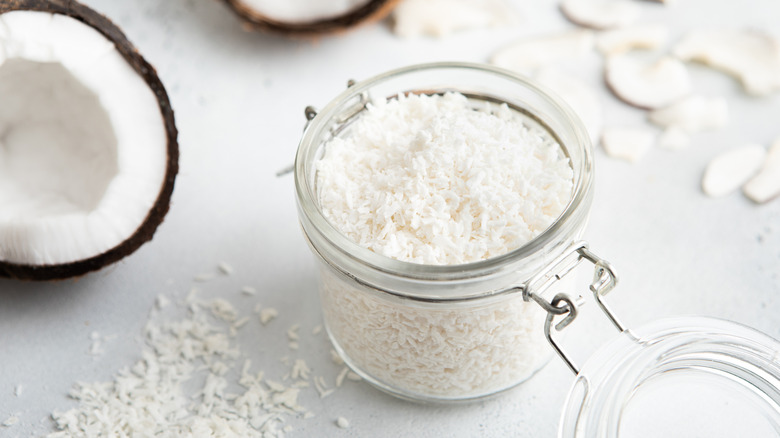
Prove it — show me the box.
[0,0,178,281]
[222,0,400,36]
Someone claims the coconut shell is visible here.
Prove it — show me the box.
[0,0,179,281]
[222,0,400,36]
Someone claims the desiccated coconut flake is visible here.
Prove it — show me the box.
[241,286,257,296]
[601,127,655,162]
[648,96,728,133]
[346,372,362,382]
[491,30,595,75]
[155,294,170,309]
[14,384,23,397]
[596,24,669,55]
[291,359,311,381]
[535,67,603,145]
[218,262,234,275]
[336,367,350,387]
[392,0,520,38]
[312,325,323,335]
[287,324,300,341]
[193,273,216,282]
[560,0,641,30]
[673,29,780,96]
[605,53,691,109]
[2,415,19,427]
[260,308,279,325]
[743,137,780,203]
[288,342,299,350]
[211,298,238,322]
[702,144,767,197]
[657,126,691,151]
[336,416,350,429]
[330,349,345,365]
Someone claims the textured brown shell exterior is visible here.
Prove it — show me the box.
[222,0,401,37]
[0,0,179,280]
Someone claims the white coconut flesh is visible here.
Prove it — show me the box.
[0,11,167,267]
[234,0,371,22]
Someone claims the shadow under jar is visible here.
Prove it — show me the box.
[294,62,594,402]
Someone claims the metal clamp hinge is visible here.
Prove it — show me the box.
[523,241,625,374]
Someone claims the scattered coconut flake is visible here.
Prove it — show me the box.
[673,29,780,96]
[283,425,293,433]
[657,126,691,151]
[535,67,603,145]
[491,29,594,75]
[560,0,640,30]
[260,308,279,325]
[291,359,311,381]
[193,273,216,282]
[287,324,300,341]
[313,376,335,399]
[218,262,234,275]
[14,384,23,397]
[392,0,520,38]
[336,416,350,429]
[2,415,19,427]
[211,298,238,322]
[303,412,316,419]
[596,24,669,55]
[312,325,323,335]
[743,138,780,203]
[289,342,299,350]
[601,127,656,163]
[605,53,691,109]
[241,286,257,296]
[155,294,170,309]
[702,144,767,197]
[336,367,350,387]
[347,372,362,382]
[648,96,729,133]
[330,349,345,365]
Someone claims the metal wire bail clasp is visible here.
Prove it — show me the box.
[523,242,624,375]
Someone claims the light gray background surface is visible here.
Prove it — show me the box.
[1,0,779,436]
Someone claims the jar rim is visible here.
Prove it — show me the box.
[294,62,594,282]
[559,316,780,437]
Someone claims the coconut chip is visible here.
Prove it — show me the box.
[601,127,655,163]
[605,53,691,109]
[702,145,767,198]
[560,0,641,30]
[743,137,780,204]
[596,24,669,55]
[535,67,603,145]
[648,96,728,133]
[392,0,520,38]
[673,29,780,96]
[336,417,350,429]
[491,29,595,75]
[657,126,691,151]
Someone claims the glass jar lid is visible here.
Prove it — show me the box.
[558,316,780,438]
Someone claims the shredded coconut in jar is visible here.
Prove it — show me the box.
[313,91,575,398]
[316,92,573,265]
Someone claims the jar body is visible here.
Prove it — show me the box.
[295,63,594,401]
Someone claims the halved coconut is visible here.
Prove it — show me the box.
[0,1,178,280]
[392,0,520,38]
[560,0,640,30]
[605,52,691,109]
[673,29,780,96]
[222,0,399,36]
[491,29,595,75]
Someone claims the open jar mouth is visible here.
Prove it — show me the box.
[294,62,594,293]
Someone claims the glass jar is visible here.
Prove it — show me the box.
[294,62,597,401]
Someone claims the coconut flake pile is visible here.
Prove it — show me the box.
[316,92,574,265]
[46,283,352,438]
